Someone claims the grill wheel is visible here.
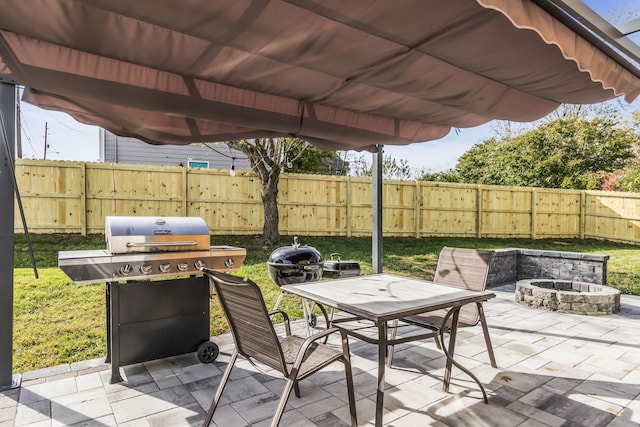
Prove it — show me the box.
[196,341,219,363]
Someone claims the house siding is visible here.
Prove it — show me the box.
[100,130,250,170]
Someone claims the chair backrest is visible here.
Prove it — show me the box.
[203,269,288,374]
[433,247,495,325]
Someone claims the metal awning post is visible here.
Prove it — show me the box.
[0,81,16,389]
[372,145,383,274]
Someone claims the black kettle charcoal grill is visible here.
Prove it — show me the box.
[267,236,324,286]
[267,237,330,330]
[58,216,246,383]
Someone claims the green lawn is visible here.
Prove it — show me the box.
[11,233,640,373]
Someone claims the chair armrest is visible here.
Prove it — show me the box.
[268,309,291,336]
[292,327,341,369]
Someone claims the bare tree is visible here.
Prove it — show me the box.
[226,137,307,246]
[349,153,416,180]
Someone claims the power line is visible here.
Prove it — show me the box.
[201,143,236,159]
[19,112,38,158]
[16,86,40,158]
[43,112,94,133]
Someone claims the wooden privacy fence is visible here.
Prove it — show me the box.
[13,159,640,245]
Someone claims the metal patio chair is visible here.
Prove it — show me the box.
[387,247,498,368]
[201,269,357,427]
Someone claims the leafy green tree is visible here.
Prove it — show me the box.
[614,167,640,192]
[424,116,636,190]
[420,169,461,182]
[286,144,343,175]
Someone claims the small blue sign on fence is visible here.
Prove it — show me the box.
[187,160,209,169]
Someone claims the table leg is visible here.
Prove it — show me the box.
[443,308,460,391]
[375,322,387,427]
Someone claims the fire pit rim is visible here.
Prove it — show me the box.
[515,278,621,315]
[517,279,619,295]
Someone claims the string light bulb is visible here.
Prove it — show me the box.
[229,158,236,177]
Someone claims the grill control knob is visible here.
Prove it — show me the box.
[224,258,235,268]
[119,264,133,276]
[177,261,189,272]
[194,259,205,270]
[140,264,153,275]
[159,263,171,273]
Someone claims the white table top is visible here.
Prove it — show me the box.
[281,273,495,323]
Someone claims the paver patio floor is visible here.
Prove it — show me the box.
[2,283,640,426]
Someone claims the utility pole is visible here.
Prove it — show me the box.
[43,121,47,160]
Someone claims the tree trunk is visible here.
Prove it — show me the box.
[226,138,292,247]
[261,173,280,246]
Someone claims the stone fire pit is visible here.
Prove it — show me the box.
[515,279,620,315]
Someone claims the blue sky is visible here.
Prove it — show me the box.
[19,101,100,162]
[17,0,640,172]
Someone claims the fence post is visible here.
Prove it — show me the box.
[531,188,537,239]
[476,185,482,238]
[81,162,87,236]
[414,180,421,238]
[182,166,188,217]
[346,176,352,237]
[580,190,586,240]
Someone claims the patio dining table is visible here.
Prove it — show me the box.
[281,273,495,427]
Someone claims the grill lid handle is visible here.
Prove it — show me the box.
[125,241,199,247]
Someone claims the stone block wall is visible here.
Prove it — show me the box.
[486,248,609,287]
[486,250,518,286]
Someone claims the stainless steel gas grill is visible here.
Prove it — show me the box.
[59,216,245,283]
[58,216,246,383]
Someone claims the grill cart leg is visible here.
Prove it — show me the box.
[108,281,123,384]
[105,283,111,363]
[272,290,285,311]
[274,291,330,340]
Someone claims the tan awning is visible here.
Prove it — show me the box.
[0,0,638,152]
